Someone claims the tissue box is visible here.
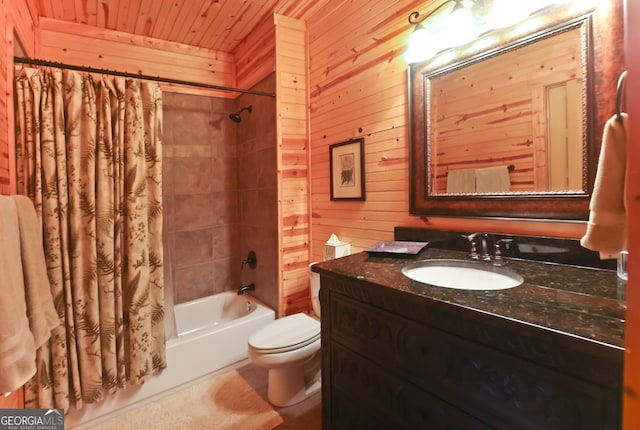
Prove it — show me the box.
[323,242,351,260]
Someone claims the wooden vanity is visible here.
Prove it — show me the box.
[313,246,624,430]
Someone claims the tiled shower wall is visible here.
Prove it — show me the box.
[162,74,278,311]
[163,92,240,304]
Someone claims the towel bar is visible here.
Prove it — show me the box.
[445,164,515,175]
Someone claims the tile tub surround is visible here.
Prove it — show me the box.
[162,73,279,309]
[163,93,240,304]
[312,246,624,391]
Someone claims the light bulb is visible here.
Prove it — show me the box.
[488,0,536,29]
[406,25,439,63]
[443,4,480,47]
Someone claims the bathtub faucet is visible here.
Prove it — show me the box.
[241,251,257,270]
[238,283,256,295]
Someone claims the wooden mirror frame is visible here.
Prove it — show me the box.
[408,2,624,220]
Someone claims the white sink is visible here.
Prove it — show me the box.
[402,259,524,290]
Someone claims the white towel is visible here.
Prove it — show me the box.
[0,195,60,393]
[474,165,511,193]
[13,195,60,348]
[581,113,628,254]
[0,196,37,393]
[446,168,476,193]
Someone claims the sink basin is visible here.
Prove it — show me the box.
[402,259,524,290]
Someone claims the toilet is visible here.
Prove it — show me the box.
[248,264,322,407]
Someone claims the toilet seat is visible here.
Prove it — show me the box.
[249,313,320,354]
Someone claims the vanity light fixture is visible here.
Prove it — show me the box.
[486,0,574,29]
[406,0,586,64]
[487,0,534,29]
[405,0,479,64]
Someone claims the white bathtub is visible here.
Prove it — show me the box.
[66,292,275,429]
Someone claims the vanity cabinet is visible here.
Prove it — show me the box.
[319,268,623,430]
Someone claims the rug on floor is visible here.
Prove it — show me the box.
[92,369,284,430]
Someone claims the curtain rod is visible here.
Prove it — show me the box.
[14,57,276,98]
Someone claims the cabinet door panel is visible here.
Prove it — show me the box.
[331,342,496,430]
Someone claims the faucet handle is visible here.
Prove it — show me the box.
[241,250,257,269]
[492,239,513,266]
[462,233,480,260]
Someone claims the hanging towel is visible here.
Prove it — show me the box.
[474,165,511,193]
[12,195,60,347]
[0,196,60,393]
[0,196,37,393]
[446,168,476,193]
[581,113,628,254]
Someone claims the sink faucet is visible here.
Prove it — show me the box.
[238,283,256,295]
[465,233,491,262]
[464,234,514,266]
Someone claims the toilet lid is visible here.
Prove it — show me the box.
[249,313,320,353]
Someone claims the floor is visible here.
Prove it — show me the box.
[236,363,322,430]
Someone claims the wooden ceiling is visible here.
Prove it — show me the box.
[26,0,338,53]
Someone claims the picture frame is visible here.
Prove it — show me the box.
[329,138,365,200]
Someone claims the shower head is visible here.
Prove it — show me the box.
[229,105,252,123]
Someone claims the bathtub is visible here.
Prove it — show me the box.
[66,291,275,429]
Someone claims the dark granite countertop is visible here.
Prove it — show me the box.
[312,247,625,349]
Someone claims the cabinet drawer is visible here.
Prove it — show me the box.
[331,342,496,430]
[330,293,619,430]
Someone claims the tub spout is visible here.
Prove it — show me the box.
[238,283,256,295]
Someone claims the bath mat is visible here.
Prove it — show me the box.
[91,369,284,430]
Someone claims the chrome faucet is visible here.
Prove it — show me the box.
[237,283,256,295]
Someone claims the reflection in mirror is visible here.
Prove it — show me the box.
[430,25,585,195]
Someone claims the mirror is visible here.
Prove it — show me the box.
[430,25,585,195]
[409,3,624,220]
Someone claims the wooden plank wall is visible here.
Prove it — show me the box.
[0,0,10,195]
[2,0,35,196]
[307,0,415,259]
[274,14,310,316]
[9,0,36,54]
[235,14,276,93]
[23,0,329,53]
[305,0,587,262]
[35,18,237,99]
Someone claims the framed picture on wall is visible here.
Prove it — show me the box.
[329,138,365,200]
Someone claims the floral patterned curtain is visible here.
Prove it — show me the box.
[14,67,166,410]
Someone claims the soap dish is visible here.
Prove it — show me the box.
[365,241,429,257]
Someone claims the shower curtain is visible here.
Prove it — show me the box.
[14,67,166,410]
